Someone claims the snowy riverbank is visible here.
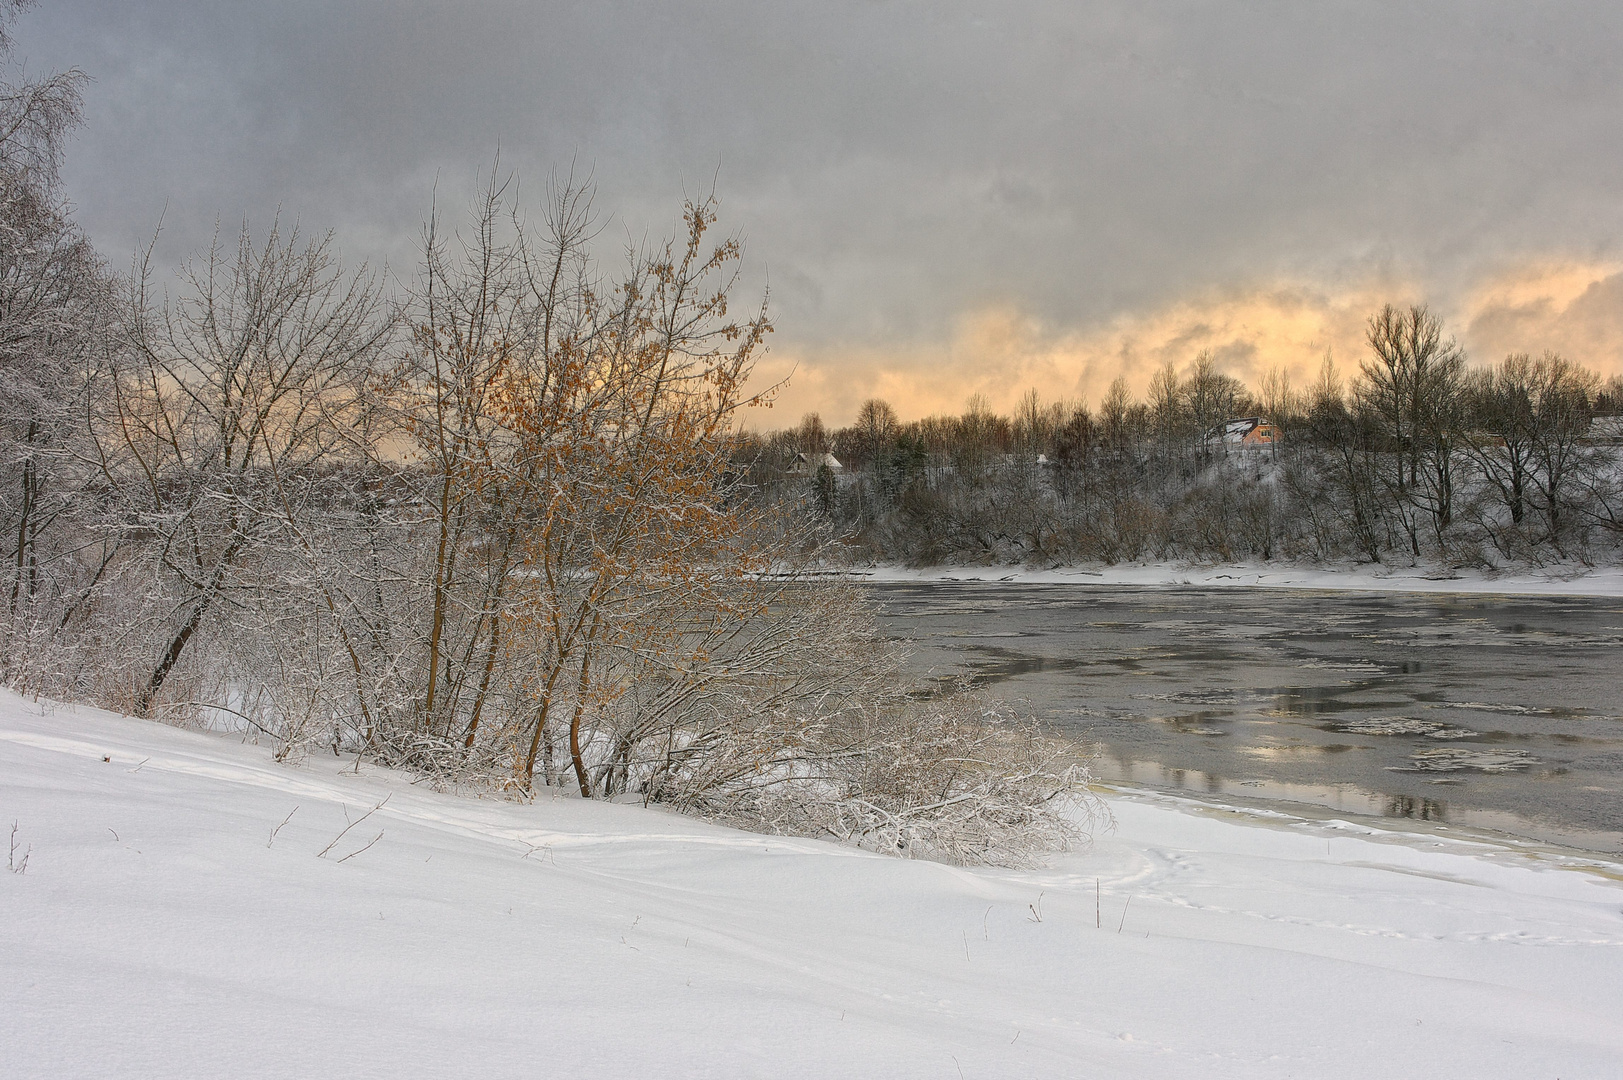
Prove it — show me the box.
[4,691,1621,1078]
[850,561,1623,598]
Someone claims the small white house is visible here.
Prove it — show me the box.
[787,451,843,476]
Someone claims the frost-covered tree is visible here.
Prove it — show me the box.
[96,223,390,715]
[0,0,112,680]
[1358,305,1466,555]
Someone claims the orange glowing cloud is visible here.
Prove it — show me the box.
[1459,261,1623,373]
[746,260,1623,428]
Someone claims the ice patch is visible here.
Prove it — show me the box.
[1436,701,1564,717]
[1334,716,1478,740]
[1297,659,1384,672]
[1133,688,1261,705]
[1394,748,1542,773]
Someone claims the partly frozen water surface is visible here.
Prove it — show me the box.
[871,583,1623,853]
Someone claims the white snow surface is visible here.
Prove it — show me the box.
[851,561,1623,597]
[4,690,1621,1079]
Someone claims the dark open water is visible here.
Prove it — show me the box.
[870,583,1623,854]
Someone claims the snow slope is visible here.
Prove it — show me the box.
[3,690,1621,1079]
[853,561,1623,598]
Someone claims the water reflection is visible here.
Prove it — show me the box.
[1385,795,1448,821]
[957,646,1088,685]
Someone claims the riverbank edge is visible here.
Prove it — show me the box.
[839,560,1623,598]
[1089,776,1623,864]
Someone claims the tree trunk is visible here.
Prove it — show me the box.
[567,644,596,799]
[135,594,211,718]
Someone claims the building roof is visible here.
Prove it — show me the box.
[790,451,843,472]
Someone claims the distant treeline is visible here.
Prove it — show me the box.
[747,311,1623,568]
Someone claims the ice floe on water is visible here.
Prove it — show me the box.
[1358,625,1623,648]
[1333,716,1478,739]
[1395,748,1542,773]
[1436,701,1567,717]
[1132,688,1264,706]
[1295,658,1384,672]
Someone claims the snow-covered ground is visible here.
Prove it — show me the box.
[4,690,1621,1079]
[853,561,1623,597]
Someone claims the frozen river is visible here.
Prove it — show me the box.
[870,582,1623,854]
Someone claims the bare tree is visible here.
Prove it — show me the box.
[0,1,111,681]
[1463,355,1542,538]
[1520,352,1600,551]
[97,222,389,716]
[1147,359,1185,453]
[852,397,899,467]
[1359,305,1465,556]
[1185,350,1243,455]
[492,187,774,794]
[1258,360,1305,437]
[0,2,84,192]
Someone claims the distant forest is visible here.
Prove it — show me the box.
[746,316,1623,569]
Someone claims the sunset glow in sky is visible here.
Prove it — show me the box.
[26,1,1623,424]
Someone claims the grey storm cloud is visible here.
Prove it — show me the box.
[20,0,1623,417]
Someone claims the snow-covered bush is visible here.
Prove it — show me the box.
[656,687,1102,869]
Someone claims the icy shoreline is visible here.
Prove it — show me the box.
[4,691,1621,1078]
[846,560,1623,597]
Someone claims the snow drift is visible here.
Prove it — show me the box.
[3,689,1621,1078]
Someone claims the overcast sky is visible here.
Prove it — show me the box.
[21,1,1623,423]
